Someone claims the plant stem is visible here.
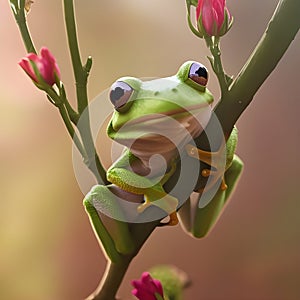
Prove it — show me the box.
[195,0,299,149]
[214,0,300,136]
[166,0,300,192]
[12,0,36,53]
[58,103,87,159]
[86,221,159,300]
[63,0,87,113]
[46,88,87,160]
[63,0,108,184]
[207,37,229,98]
[88,259,132,300]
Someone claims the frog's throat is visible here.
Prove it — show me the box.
[113,110,209,177]
[110,102,209,132]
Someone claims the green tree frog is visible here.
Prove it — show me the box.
[84,61,243,256]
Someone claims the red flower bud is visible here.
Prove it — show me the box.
[131,272,164,300]
[196,0,232,37]
[19,47,60,87]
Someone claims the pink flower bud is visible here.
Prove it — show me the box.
[196,0,232,37]
[131,272,164,300]
[19,47,60,87]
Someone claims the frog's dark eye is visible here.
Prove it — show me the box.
[109,81,133,110]
[188,62,208,86]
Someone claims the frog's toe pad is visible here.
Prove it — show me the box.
[221,177,228,191]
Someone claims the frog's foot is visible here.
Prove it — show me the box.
[137,193,179,226]
[186,144,228,193]
[138,200,178,226]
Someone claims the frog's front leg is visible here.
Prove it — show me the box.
[178,155,243,238]
[107,151,179,226]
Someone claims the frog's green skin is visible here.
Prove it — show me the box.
[83,61,243,260]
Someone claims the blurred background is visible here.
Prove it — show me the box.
[1,0,300,299]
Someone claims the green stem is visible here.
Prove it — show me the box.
[11,0,36,53]
[214,0,300,136]
[168,0,300,191]
[198,0,299,146]
[63,0,89,115]
[63,0,108,184]
[87,259,132,300]
[58,104,87,159]
[63,95,80,124]
[207,37,229,97]
[46,88,87,160]
[87,221,159,300]
[59,82,80,124]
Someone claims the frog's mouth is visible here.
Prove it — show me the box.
[109,103,212,143]
[131,103,207,126]
[111,102,211,132]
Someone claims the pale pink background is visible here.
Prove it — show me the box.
[1,1,300,299]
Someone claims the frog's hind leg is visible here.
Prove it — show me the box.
[178,155,243,238]
[177,197,192,233]
[83,185,135,257]
[192,154,243,238]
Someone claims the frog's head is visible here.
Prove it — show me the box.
[107,61,214,142]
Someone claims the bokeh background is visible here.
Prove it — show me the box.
[1,1,300,299]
